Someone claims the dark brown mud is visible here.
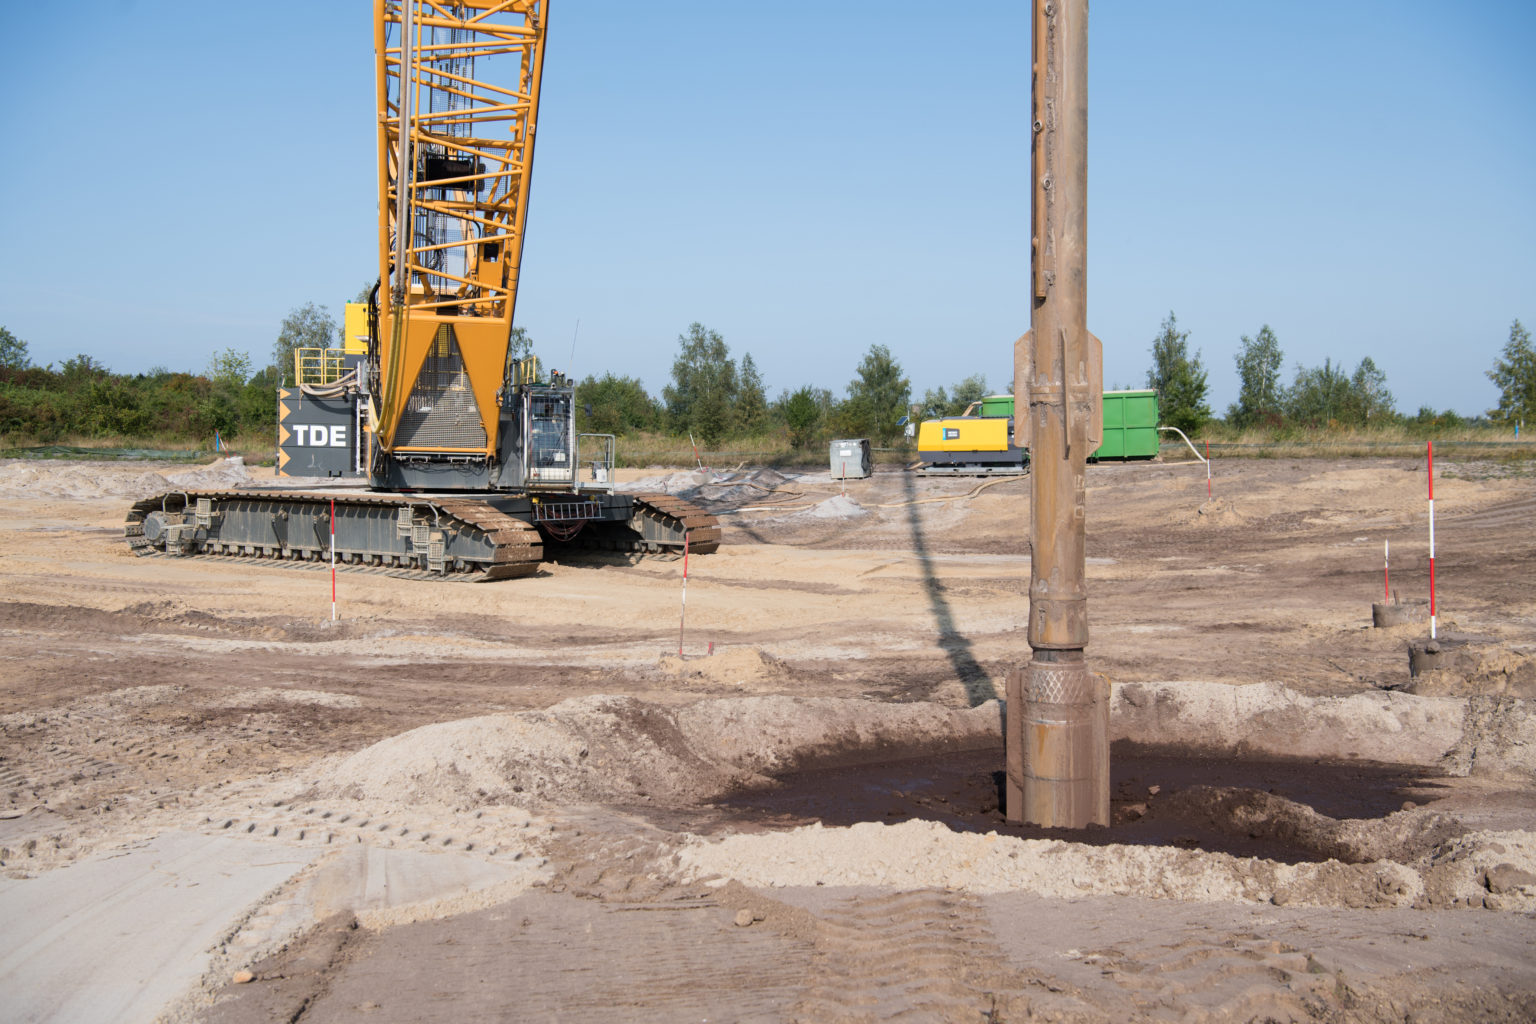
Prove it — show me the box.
[706,743,1450,864]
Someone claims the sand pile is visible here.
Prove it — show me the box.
[0,461,168,500]
[620,471,710,496]
[658,647,791,689]
[1174,496,1243,526]
[162,456,251,491]
[796,495,867,520]
[690,471,790,504]
[315,695,754,808]
[742,468,790,489]
[1112,680,1536,779]
[0,456,250,500]
[675,819,1536,912]
[622,468,794,506]
[315,695,1000,809]
[671,695,1000,777]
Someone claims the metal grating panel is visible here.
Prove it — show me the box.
[395,327,488,449]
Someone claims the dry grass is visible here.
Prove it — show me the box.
[609,431,896,469]
[0,429,275,466]
[9,423,1530,473]
[1169,424,1536,462]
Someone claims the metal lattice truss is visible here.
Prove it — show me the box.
[372,0,548,455]
[376,0,547,318]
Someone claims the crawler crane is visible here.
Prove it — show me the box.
[125,0,719,578]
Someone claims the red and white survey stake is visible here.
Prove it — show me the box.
[330,498,337,622]
[1383,539,1390,603]
[1205,439,1211,499]
[1427,441,1436,640]
[677,530,691,656]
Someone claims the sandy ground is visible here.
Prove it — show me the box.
[0,453,1534,1022]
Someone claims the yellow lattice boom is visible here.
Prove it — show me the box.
[372,0,549,456]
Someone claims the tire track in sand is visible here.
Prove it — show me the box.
[786,888,1026,1023]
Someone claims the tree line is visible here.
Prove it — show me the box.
[1144,313,1532,435]
[0,301,351,443]
[2,308,1531,449]
[578,322,911,448]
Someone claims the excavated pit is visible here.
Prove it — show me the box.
[306,688,1536,912]
[702,744,1452,865]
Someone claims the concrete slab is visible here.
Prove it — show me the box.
[0,832,321,1024]
[303,843,530,922]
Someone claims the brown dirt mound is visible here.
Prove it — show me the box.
[314,695,1001,809]
[1173,496,1244,526]
[657,647,790,689]
[1409,642,1536,698]
[1153,785,1465,863]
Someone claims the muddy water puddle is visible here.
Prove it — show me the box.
[700,744,1449,864]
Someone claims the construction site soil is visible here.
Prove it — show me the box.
[1,454,1533,1023]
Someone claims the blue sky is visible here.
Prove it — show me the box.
[1,1,1532,418]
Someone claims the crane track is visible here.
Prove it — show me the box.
[436,498,543,580]
[124,490,719,580]
[624,493,721,554]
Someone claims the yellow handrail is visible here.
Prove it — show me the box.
[294,348,348,386]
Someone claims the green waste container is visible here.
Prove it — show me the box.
[1093,390,1159,459]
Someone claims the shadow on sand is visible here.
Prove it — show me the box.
[900,470,1000,707]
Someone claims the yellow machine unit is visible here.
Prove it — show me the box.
[919,416,1011,454]
[916,403,1027,475]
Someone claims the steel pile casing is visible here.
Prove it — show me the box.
[1005,663,1110,826]
[1006,0,1109,828]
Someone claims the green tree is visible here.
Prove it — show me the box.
[918,374,988,418]
[1285,357,1353,426]
[80,373,148,437]
[501,326,535,383]
[207,348,253,388]
[59,354,107,392]
[1285,356,1394,427]
[1487,319,1536,426]
[918,385,949,417]
[1146,312,1210,434]
[948,373,989,415]
[238,366,279,430]
[841,344,910,445]
[691,386,732,447]
[777,385,822,449]
[736,353,768,434]
[273,303,340,385]
[1229,325,1284,427]
[508,326,533,362]
[576,373,660,435]
[1350,355,1394,425]
[1411,405,1464,431]
[0,326,31,370]
[662,322,737,445]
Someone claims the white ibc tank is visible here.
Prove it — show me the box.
[829,438,872,479]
